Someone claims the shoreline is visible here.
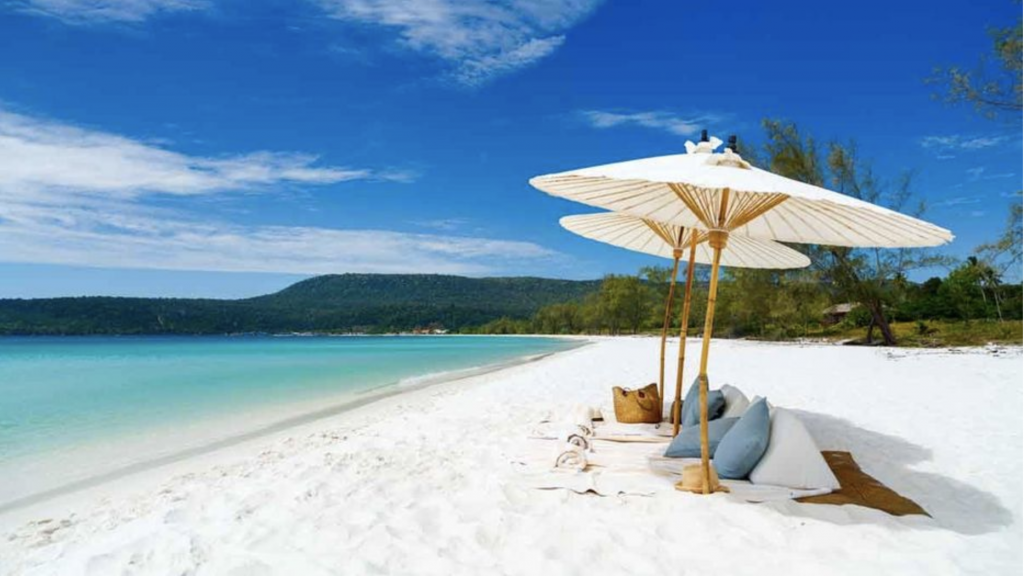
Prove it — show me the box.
[0,338,590,519]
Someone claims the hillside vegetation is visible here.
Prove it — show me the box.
[0,274,600,335]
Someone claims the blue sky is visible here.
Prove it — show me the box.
[0,0,1020,298]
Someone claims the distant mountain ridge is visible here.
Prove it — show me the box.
[0,274,602,335]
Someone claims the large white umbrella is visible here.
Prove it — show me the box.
[533,135,953,494]
[533,138,952,248]
[561,212,810,433]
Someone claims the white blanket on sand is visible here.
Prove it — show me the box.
[592,421,673,443]
[517,439,831,502]
[533,407,673,444]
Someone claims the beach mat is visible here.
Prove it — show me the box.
[796,451,928,517]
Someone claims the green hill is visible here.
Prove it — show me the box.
[0,274,601,335]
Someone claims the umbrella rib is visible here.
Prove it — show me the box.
[772,201,851,245]
[641,219,674,246]
[797,200,887,246]
[604,221,647,247]
[728,193,789,231]
[838,201,941,243]
[818,201,900,245]
[572,180,661,202]
[670,183,715,228]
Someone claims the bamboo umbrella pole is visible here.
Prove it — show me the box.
[657,248,682,403]
[696,190,731,494]
[672,229,700,435]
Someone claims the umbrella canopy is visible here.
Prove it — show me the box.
[533,143,953,248]
[560,213,811,269]
[532,136,953,496]
[561,212,811,434]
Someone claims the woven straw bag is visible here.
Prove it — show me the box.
[612,383,662,423]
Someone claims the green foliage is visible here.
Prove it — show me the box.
[827,319,1022,348]
[975,203,1024,278]
[760,119,956,345]
[0,274,600,335]
[510,260,1022,345]
[471,317,532,335]
[928,16,1023,119]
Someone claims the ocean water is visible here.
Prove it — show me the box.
[0,335,577,508]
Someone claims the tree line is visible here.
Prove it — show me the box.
[468,254,1022,343]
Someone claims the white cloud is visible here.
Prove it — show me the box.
[0,203,556,275]
[982,172,1016,180]
[317,0,601,86]
[920,134,1011,151]
[412,218,469,231]
[934,196,981,208]
[0,109,405,203]
[0,108,558,275]
[965,166,1016,182]
[579,110,721,137]
[15,0,206,24]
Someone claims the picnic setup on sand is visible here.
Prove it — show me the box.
[514,132,952,514]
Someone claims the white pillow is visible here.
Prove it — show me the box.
[720,384,750,418]
[749,408,840,491]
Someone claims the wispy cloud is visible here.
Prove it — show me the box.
[0,109,399,202]
[933,196,982,208]
[412,218,470,232]
[965,166,1016,182]
[578,110,722,137]
[316,0,602,86]
[0,108,557,275]
[14,0,207,24]
[0,204,556,275]
[966,166,986,179]
[920,134,1011,152]
[15,1,601,85]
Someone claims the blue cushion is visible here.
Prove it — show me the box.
[713,398,770,479]
[680,378,725,429]
[664,417,739,458]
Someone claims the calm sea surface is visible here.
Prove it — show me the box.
[0,335,576,508]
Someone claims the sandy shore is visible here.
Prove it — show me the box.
[1,337,1021,575]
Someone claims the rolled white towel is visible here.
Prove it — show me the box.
[554,443,588,471]
[566,433,590,451]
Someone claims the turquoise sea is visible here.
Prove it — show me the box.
[0,335,576,508]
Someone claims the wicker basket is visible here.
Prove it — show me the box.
[612,383,662,423]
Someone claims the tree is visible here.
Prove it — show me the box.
[929,16,1023,120]
[941,259,991,321]
[597,274,651,334]
[532,302,583,334]
[640,264,678,329]
[975,202,1023,274]
[761,120,950,345]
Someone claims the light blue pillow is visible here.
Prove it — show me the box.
[680,377,725,428]
[713,398,770,479]
[664,417,739,458]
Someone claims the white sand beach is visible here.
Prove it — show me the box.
[1,338,1021,575]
